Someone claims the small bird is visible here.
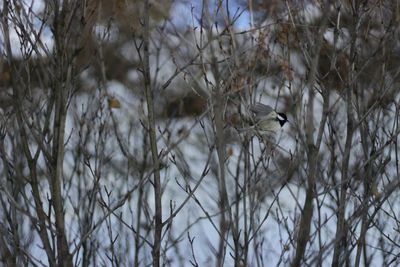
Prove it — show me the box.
[242,102,288,135]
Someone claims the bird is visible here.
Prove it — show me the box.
[240,102,288,135]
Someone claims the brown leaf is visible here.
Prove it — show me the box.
[108,97,121,109]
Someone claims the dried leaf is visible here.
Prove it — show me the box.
[108,97,121,109]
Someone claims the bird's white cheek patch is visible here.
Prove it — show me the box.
[277,114,285,121]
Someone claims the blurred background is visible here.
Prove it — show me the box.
[1,0,400,266]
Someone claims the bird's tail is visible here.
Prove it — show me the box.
[236,125,256,132]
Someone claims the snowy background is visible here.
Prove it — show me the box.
[1,0,400,266]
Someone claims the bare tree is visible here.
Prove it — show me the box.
[1,0,400,266]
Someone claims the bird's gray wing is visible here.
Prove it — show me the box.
[250,103,274,117]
